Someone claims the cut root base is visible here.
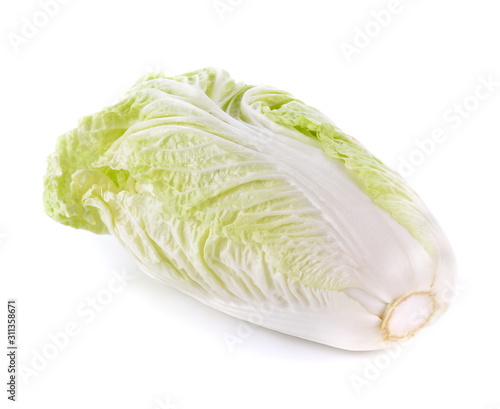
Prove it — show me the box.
[381,291,436,341]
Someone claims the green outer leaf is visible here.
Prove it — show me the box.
[258,96,439,263]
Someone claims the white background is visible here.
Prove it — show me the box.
[1,0,499,408]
